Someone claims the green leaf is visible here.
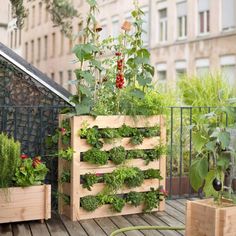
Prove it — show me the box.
[143,64,155,77]
[90,59,103,71]
[79,85,92,96]
[134,49,150,64]
[130,89,145,99]
[192,132,207,152]
[218,131,230,149]
[205,141,216,152]
[189,157,208,191]
[217,152,231,170]
[203,170,220,198]
[81,71,94,84]
[75,104,90,115]
[137,74,151,86]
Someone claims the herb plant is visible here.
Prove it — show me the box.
[143,169,163,180]
[143,188,161,212]
[58,147,74,161]
[109,146,126,165]
[82,173,101,191]
[124,167,144,188]
[81,195,100,212]
[60,170,71,183]
[83,148,108,165]
[126,191,143,207]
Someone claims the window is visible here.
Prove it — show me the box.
[141,7,149,45]
[44,35,48,59]
[25,42,28,61]
[175,60,187,80]
[222,0,236,31]
[51,72,55,80]
[68,27,73,54]
[38,2,42,25]
[112,16,119,38]
[177,1,187,39]
[14,30,17,48]
[196,58,209,77]
[60,31,64,55]
[68,70,72,92]
[159,9,167,42]
[32,5,35,28]
[100,21,108,41]
[156,63,167,91]
[31,40,34,63]
[198,0,210,34]
[45,5,49,22]
[19,29,21,46]
[10,31,13,48]
[78,22,83,43]
[59,71,63,86]
[37,38,41,62]
[221,55,236,86]
[52,32,56,57]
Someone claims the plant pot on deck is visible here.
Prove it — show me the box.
[185,198,236,236]
[0,185,51,223]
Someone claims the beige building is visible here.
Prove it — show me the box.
[0,2,10,45]
[5,0,236,91]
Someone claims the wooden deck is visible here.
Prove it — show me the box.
[0,199,188,236]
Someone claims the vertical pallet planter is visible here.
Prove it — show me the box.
[186,199,236,236]
[0,185,51,223]
[58,115,166,221]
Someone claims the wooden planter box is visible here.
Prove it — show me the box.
[186,198,236,236]
[58,115,166,221]
[0,185,51,223]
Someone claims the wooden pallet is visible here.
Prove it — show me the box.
[0,185,51,223]
[186,198,236,236]
[58,115,166,221]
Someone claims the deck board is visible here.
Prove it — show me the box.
[0,199,187,236]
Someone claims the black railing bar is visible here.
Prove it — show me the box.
[179,107,183,197]
[0,105,71,108]
[189,107,192,197]
[169,107,174,198]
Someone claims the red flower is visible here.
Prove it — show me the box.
[20,154,28,159]
[160,188,168,197]
[61,127,67,135]
[32,156,42,168]
[96,173,102,177]
[116,73,125,89]
[115,52,122,56]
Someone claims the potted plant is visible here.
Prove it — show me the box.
[186,108,236,236]
[57,0,167,221]
[0,133,51,223]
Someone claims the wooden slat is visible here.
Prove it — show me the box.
[95,217,125,236]
[0,224,13,236]
[80,219,107,236]
[12,223,31,236]
[79,158,160,174]
[141,214,182,236]
[73,115,161,129]
[166,200,186,214]
[110,215,143,236]
[45,212,69,236]
[124,214,163,236]
[60,215,88,236]
[165,204,185,223]
[77,204,159,220]
[77,137,160,152]
[29,221,50,236]
[79,178,161,197]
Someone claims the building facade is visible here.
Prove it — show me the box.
[6,0,236,91]
[0,2,9,45]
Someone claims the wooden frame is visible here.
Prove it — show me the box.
[186,198,236,236]
[0,185,51,223]
[58,115,166,221]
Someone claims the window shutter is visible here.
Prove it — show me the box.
[177,1,187,17]
[198,0,209,12]
[222,0,235,29]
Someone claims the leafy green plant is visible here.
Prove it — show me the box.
[189,108,236,204]
[141,126,161,137]
[118,124,135,137]
[83,148,108,165]
[126,191,143,207]
[58,147,74,161]
[124,167,144,188]
[143,169,163,180]
[0,133,20,188]
[85,126,103,149]
[144,145,166,164]
[143,188,161,212]
[60,170,71,183]
[109,146,126,165]
[126,149,147,159]
[100,128,121,139]
[82,173,101,191]
[103,166,138,192]
[110,196,125,212]
[14,156,48,187]
[81,195,101,212]
[130,131,144,145]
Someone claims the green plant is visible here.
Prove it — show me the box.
[189,108,236,204]
[13,156,48,187]
[141,126,161,137]
[100,128,120,139]
[126,191,143,207]
[111,196,125,212]
[82,173,101,191]
[144,145,166,164]
[85,126,103,148]
[60,170,71,183]
[58,147,74,161]
[81,195,101,212]
[143,169,163,180]
[0,133,20,188]
[143,188,161,212]
[103,166,138,192]
[58,193,70,205]
[83,148,108,165]
[124,167,144,188]
[126,149,147,159]
[109,146,126,165]
[118,124,135,137]
[130,131,144,145]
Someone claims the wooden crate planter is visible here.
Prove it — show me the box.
[0,185,51,223]
[58,115,166,221]
[186,198,236,236]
